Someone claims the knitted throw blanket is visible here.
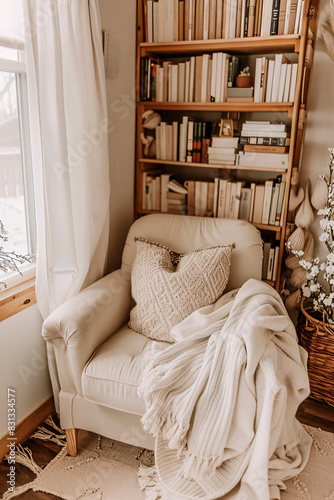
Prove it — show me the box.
[138,279,312,500]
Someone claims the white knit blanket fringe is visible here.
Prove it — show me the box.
[138,279,313,500]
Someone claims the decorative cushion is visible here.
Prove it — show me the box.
[129,237,234,342]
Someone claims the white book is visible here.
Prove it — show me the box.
[228,182,237,218]
[265,59,275,103]
[294,0,303,34]
[208,147,237,155]
[253,57,262,103]
[249,182,256,222]
[166,124,173,160]
[259,57,268,102]
[271,54,283,103]
[185,60,191,102]
[160,122,167,160]
[277,63,287,102]
[195,182,202,216]
[201,54,210,102]
[242,122,286,132]
[220,53,229,102]
[229,0,238,38]
[262,180,273,224]
[209,0,217,39]
[181,116,188,162]
[238,152,289,168]
[178,123,183,161]
[155,125,161,159]
[284,0,292,34]
[283,63,292,102]
[216,0,223,38]
[261,0,274,37]
[289,63,298,102]
[225,0,231,38]
[158,0,165,42]
[239,187,252,221]
[212,136,239,147]
[233,181,244,219]
[188,0,195,40]
[213,178,220,217]
[178,62,185,102]
[171,64,178,102]
[224,181,232,218]
[211,52,218,101]
[157,66,164,101]
[153,1,160,42]
[164,0,174,41]
[147,1,154,43]
[167,64,173,102]
[268,184,280,225]
[240,0,246,38]
[215,52,223,103]
[203,0,210,40]
[200,182,208,215]
[189,56,196,102]
[172,122,178,161]
[173,0,179,41]
[241,130,287,138]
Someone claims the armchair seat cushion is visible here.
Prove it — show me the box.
[82,325,170,416]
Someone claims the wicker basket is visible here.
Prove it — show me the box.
[296,301,334,407]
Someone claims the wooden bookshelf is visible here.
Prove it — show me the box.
[135,0,321,291]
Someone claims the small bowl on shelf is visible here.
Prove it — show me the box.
[235,75,252,88]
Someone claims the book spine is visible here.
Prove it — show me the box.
[192,121,198,162]
[203,0,210,40]
[243,0,250,36]
[178,0,185,40]
[187,121,194,162]
[209,0,217,39]
[270,0,280,35]
[248,0,256,37]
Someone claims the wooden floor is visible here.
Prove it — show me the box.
[0,399,333,499]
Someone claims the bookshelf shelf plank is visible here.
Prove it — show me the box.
[139,158,287,173]
[140,35,300,57]
[140,102,294,113]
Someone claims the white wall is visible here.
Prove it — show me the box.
[99,0,137,271]
[0,304,51,438]
[298,42,334,261]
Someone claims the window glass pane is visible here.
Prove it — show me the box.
[0,46,20,61]
[0,70,28,270]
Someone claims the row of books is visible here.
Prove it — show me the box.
[142,172,286,227]
[153,118,290,167]
[253,55,298,103]
[139,53,297,103]
[143,0,305,43]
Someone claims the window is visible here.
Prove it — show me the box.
[0,2,36,290]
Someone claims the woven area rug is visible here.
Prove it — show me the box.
[2,418,334,500]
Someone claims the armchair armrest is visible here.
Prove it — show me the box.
[43,269,133,396]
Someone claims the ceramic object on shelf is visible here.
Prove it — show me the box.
[235,75,252,88]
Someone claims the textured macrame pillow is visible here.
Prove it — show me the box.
[129,237,234,342]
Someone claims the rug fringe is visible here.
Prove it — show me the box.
[2,480,34,499]
[31,425,66,446]
[10,444,42,475]
[44,415,65,435]
[138,464,162,500]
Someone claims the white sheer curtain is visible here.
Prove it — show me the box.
[23,0,110,320]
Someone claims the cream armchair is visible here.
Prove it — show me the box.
[42,214,263,456]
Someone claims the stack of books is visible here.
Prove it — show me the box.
[253,55,298,103]
[208,136,239,165]
[144,0,305,43]
[226,87,254,102]
[237,121,290,168]
[161,174,188,214]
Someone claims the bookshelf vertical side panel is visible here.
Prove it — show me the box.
[136,0,146,218]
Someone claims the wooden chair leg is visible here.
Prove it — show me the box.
[65,428,78,457]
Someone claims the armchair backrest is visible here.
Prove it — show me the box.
[121,214,263,292]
